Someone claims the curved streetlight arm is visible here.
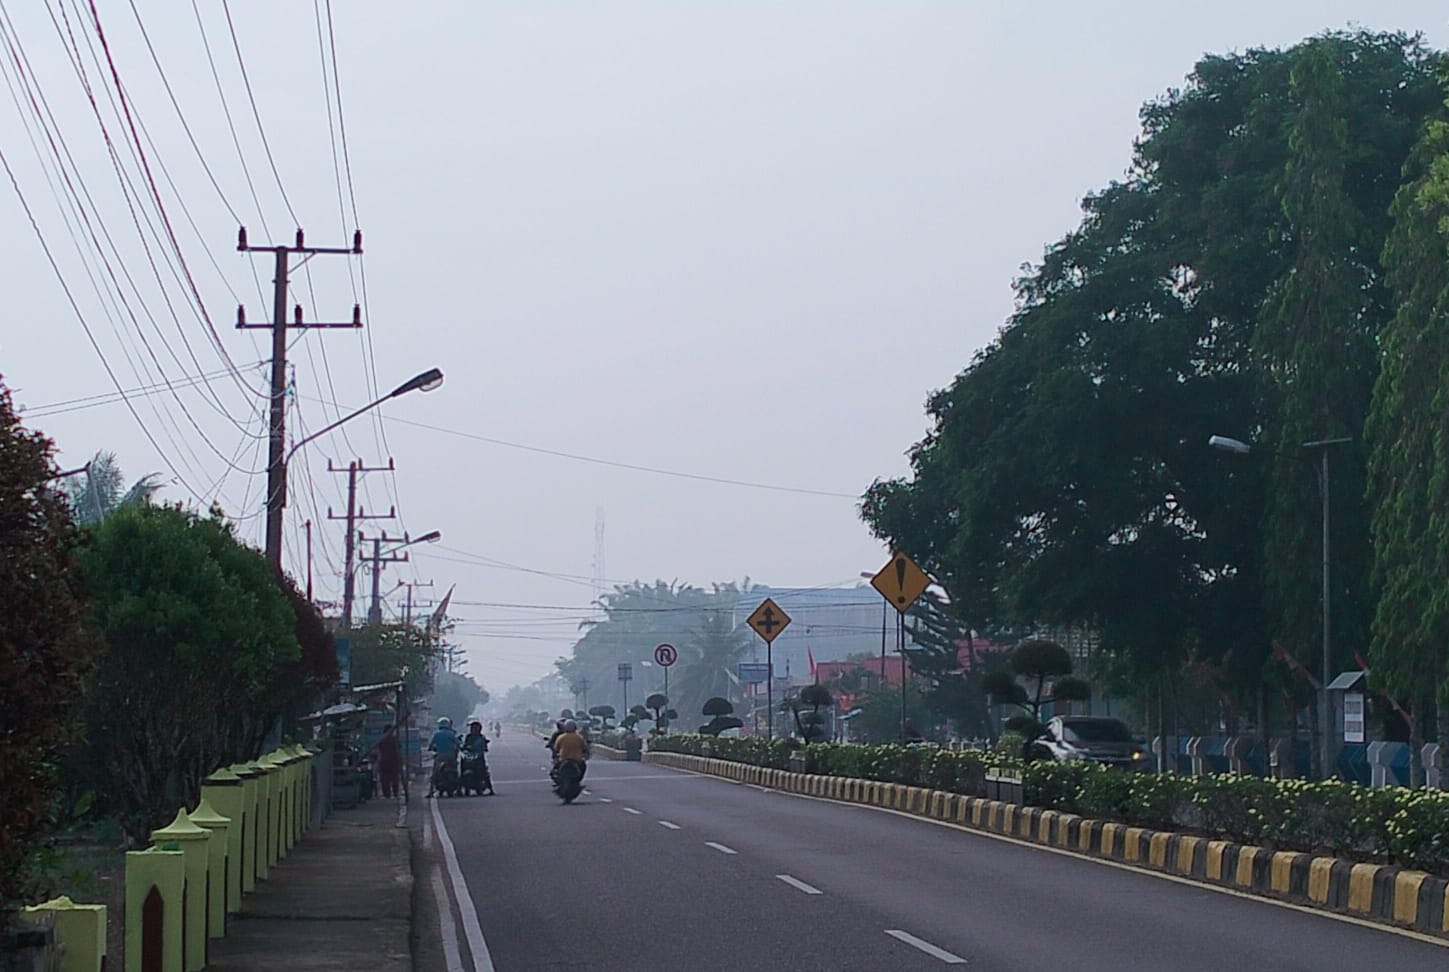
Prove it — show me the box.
[284,367,444,465]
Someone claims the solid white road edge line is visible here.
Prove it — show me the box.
[776,874,823,895]
[658,820,681,830]
[624,807,643,815]
[705,841,738,855]
[430,797,496,972]
[430,868,467,972]
[885,929,967,964]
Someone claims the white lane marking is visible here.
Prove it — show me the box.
[423,817,433,850]
[775,874,822,895]
[598,797,614,803]
[885,930,966,964]
[430,869,466,972]
[430,797,496,971]
[658,820,681,830]
[705,842,738,855]
[623,807,643,815]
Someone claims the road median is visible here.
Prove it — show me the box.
[644,750,1449,938]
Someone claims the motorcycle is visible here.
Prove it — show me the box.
[459,749,493,796]
[553,760,584,803]
[434,756,460,798]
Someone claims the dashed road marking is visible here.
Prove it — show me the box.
[623,807,643,815]
[885,930,966,964]
[776,874,822,895]
[598,798,613,803]
[658,820,681,830]
[705,841,738,855]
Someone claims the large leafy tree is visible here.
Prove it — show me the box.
[73,504,300,842]
[672,608,752,722]
[0,381,96,906]
[1365,73,1449,784]
[862,32,1441,735]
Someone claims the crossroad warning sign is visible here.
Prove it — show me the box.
[746,598,791,644]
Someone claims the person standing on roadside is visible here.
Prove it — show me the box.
[372,724,402,799]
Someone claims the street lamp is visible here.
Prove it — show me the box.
[1209,432,1352,778]
[269,367,443,570]
[366,530,442,624]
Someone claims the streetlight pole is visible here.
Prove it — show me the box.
[1304,437,1351,779]
[273,367,443,574]
[1210,433,1350,778]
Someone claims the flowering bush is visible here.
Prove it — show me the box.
[648,734,1449,874]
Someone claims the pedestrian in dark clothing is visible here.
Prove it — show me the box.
[373,725,402,798]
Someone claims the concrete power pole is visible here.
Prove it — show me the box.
[359,532,410,625]
[237,227,363,573]
[327,459,395,627]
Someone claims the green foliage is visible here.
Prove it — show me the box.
[0,381,96,907]
[433,670,489,729]
[347,623,434,701]
[860,31,1441,730]
[702,696,734,717]
[72,503,301,843]
[654,734,1449,873]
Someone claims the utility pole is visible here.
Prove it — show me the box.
[400,580,435,628]
[327,459,395,627]
[359,531,411,625]
[237,226,363,573]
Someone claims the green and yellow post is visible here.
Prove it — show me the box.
[22,896,106,972]
[188,797,231,939]
[201,766,245,913]
[124,845,184,972]
[253,755,284,869]
[228,762,263,887]
[150,809,211,972]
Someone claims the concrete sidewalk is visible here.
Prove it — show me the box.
[207,796,413,971]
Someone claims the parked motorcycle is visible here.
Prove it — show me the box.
[434,756,460,798]
[459,750,493,796]
[553,760,584,803]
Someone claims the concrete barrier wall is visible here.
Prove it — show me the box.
[643,750,1449,938]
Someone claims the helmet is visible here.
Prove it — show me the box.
[468,720,482,730]
[563,720,578,732]
[437,717,452,728]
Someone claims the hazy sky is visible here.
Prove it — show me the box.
[4,3,1445,693]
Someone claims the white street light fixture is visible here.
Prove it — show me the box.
[1209,431,1352,779]
[1207,435,1251,455]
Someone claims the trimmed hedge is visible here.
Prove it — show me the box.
[647,734,1449,874]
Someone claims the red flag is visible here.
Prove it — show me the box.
[807,647,817,681]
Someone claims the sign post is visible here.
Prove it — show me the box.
[654,644,677,728]
[746,598,791,739]
[868,552,933,741]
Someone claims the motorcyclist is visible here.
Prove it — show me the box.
[426,717,459,798]
[545,718,567,752]
[550,719,589,783]
[460,719,494,795]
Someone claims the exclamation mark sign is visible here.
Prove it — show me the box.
[895,557,907,605]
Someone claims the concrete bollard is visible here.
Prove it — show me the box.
[1187,737,1206,777]
[22,896,106,972]
[150,809,211,972]
[125,846,184,972]
[241,759,276,877]
[258,752,289,863]
[288,745,313,840]
[278,749,301,850]
[201,766,246,913]
[228,762,264,887]
[188,797,231,939]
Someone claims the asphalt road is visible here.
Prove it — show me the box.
[424,733,1449,971]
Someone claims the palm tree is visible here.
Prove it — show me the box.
[673,609,751,720]
[65,451,164,525]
